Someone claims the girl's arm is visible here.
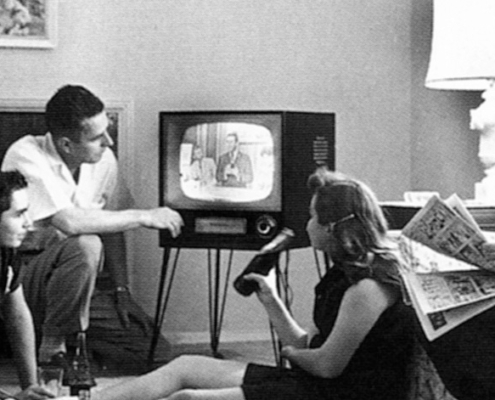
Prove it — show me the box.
[245,270,309,348]
[282,278,398,378]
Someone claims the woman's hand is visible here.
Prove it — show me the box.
[243,268,279,304]
[14,384,55,400]
[281,345,296,361]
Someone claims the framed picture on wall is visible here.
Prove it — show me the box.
[0,0,57,48]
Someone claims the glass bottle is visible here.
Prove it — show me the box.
[68,332,96,399]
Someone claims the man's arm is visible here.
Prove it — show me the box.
[50,206,183,238]
[215,155,226,184]
[2,286,37,389]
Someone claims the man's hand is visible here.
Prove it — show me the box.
[224,165,239,180]
[142,207,183,237]
[14,384,55,400]
[114,287,151,334]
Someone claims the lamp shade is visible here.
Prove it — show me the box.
[425,0,495,91]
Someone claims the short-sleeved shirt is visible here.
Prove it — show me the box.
[1,133,119,250]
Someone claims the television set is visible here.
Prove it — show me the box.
[159,111,335,250]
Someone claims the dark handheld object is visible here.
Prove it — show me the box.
[68,332,96,397]
[233,228,295,296]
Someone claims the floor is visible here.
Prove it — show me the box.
[0,339,277,397]
[0,277,278,396]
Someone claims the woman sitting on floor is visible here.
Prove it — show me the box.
[93,167,415,400]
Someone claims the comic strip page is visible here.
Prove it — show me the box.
[398,196,495,340]
[401,195,495,271]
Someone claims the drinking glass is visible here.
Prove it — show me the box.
[37,366,63,396]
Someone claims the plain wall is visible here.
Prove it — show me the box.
[0,0,482,344]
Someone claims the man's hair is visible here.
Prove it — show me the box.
[0,170,28,215]
[45,85,105,141]
[227,132,239,143]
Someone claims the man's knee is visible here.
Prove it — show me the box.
[64,234,103,271]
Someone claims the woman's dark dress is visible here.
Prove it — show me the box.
[241,255,414,400]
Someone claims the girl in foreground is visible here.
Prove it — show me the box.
[94,168,414,400]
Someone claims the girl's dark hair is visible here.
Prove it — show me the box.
[308,167,394,263]
[45,85,104,141]
[0,170,28,214]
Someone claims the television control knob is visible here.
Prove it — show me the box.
[255,215,277,238]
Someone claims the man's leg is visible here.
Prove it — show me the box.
[20,234,103,361]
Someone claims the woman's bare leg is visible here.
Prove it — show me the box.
[167,387,245,400]
[92,355,248,400]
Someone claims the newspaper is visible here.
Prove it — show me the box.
[399,236,495,314]
[401,195,495,272]
[407,284,495,341]
[398,196,495,340]
[444,194,484,236]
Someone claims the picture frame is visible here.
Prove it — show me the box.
[0,0,58,49]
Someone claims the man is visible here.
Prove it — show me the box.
[215,132,253,187]
[0,170,53,400]
[1,85,183,367]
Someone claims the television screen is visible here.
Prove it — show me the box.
[159,111,335,249]
[162,113,282,213]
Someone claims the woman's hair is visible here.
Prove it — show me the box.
[308,167,395,263]
[45,85,105,141]
[0,170,28,215]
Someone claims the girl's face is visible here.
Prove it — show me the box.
[306,195,332,253]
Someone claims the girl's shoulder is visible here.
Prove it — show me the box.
[342,252,403,288]
[369,253,403,286]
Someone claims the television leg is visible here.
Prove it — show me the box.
[270,249,327,366]
[270,250,293,367]
[207,248,234,358]
[148,246,181,369]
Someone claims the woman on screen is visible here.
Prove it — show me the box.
[189,145,217,186]
[93,167,414,400]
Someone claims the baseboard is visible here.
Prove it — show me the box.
[165,330,273,346]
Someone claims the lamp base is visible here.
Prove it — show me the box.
[471,86,495,202]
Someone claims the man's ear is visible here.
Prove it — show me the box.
[56,136,73,155]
